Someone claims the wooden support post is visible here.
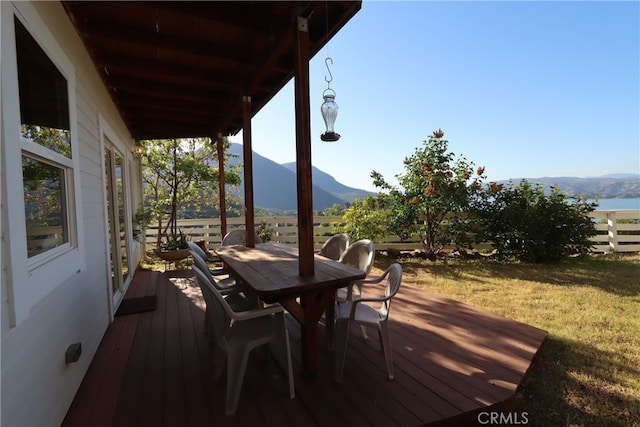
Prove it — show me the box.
[216,133,227,241]
[294,16,314,277]
[242,96,256,247]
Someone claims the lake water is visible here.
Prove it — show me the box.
[590,198,640,210]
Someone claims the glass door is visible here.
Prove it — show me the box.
[104,143,130,302]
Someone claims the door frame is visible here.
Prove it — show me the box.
[99,117,134,318]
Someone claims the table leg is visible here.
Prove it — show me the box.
[298,290,336,377]
[301,307,318,377]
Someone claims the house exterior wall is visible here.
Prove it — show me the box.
[1,2,143,425]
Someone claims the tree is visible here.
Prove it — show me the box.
[473,180,597,262]
[332,195,389,241]
[371,129,486,259]
[324,203,347,217]
[141,137,241,248]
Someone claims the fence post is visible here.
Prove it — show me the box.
[607,212,618,253]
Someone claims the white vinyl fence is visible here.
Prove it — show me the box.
[144,210,640,254]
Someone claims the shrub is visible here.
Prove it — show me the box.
[333,195,389,241]
[474,180,597,262]
[256,221,274,242]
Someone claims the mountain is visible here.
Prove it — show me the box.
[282,162,374,202]
[227,144,367,211]
[497,175,640,199]
[226,143,638,209]
[598,173,640,179]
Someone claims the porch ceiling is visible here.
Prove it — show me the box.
[61,1,361,140]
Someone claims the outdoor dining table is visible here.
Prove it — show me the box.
[214,242,366,377]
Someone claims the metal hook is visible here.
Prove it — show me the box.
[324,57,334,87]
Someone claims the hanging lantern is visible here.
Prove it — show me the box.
[321,88,340,142]
[132,142,145,158]
[320,58,340,142]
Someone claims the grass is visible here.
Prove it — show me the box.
[373,252,640,427]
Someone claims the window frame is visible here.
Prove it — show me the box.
[21,150,74,267]
[1,4,84,326]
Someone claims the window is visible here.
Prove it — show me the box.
[22,156,69,257]
[2,5,83,325]
[15,17,75,260]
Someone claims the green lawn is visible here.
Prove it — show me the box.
[373,253,640,427]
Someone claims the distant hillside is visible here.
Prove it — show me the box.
[282,162,374,202]
[498,175,640,199]
[227,144,363,211]
[226,144,638,209]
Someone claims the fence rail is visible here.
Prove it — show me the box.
[144,210,640,254]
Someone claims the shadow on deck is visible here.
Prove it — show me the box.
[63,268,547,426]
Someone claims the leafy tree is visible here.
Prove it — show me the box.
[324,203,346,217]
[21,124,71,158]
[141,137,241,248]
[333,195,389,241]
[473,180,597,262]
[371,129,485,259]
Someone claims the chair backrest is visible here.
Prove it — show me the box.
[187,241,208,260]
[379,263,403,318]
[222,229,264,246]
[319,233,350,260]
[339,239,375,274]
[189,249,218,283]
[193,265,232,341]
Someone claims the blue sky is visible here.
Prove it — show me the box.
[229,1,640,192]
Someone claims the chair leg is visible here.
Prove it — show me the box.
[360,324,369,340]
[334,319,350,382]
[274,313,295,399]
[282,327,295,399]
[204,309,217,344]
[212,346,227,380]
[225,344,251,416]
[378,321,394,380]
[326,301,335,351]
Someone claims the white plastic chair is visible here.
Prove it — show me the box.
[189,249,236,291]
[336,239,375,303]
[190,251,257,316]
[192,266,295,415]
[334,263,403,382]
[318,233,350,261]
[187,240,213,261]
[187,241,227,276]
[222,229,263,246]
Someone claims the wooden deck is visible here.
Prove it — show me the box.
[63,268,547,426]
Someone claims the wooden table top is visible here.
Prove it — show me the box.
[214,243,365,302]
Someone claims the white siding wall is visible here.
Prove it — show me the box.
[1,2,142,425]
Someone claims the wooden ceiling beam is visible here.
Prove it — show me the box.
[116,85,229,108]
[117,99,223,120]
[84,21,258,70]
[97,53,251,79]
[151,2,277,37]
[106,69,240,96]
[130,118,216,140]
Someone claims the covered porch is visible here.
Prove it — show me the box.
[63,268,547,426]
[59,3,546,424]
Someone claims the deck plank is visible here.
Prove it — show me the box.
[63,268,547,427]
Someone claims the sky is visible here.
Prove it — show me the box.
[228,1,640,193]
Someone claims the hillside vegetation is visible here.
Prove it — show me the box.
[500,176,640,199]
